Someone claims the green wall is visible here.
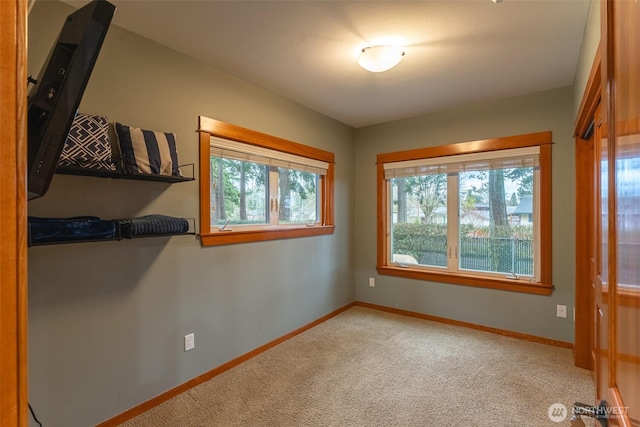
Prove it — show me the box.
[27,2,354,426]
[573,0,601,119]
[353,86,577,343]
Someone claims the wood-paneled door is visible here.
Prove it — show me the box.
[595,0,640,425]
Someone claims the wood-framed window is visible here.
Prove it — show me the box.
[198,116,335,246]
[376,131,553,295]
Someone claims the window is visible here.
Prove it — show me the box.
[198,116,335,246]
[377,132,553,295]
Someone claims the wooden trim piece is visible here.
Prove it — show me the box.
[608,286,640,308]
[355,301,572,349]
[604,0,618,397]
[323,163,335,226]
[198,131,211,234]
[199,116,335,163]
[97,302,357,426]
[376,266,554,295]
[0,0,28,426]
[573,40,601,371]
[574,34,602,370]
[200,225,335,246]
[610,386,633,427]
[376,162,387,268]
[539,142,553,286]
[574,136,595,370]
[574,44,602,138]
[377,131,552,164]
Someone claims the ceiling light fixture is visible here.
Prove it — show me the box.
[357,45,405,73]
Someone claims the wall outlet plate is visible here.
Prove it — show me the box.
[184,333,195,351]
[369,277,375,287]
[556,305,567,318]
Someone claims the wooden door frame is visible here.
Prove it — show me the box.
[0,0,29,425]
[599,1,636,425]
[574,45,601,371]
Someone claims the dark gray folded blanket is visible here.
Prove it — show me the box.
[121,214,189,237]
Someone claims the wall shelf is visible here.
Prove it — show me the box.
[30,161,197,246]
[55,163,195,183]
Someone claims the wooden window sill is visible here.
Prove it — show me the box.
[376,265,554,295]
[200,225,335,246]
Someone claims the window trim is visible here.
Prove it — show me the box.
[376,131,553,295]
[198,116,335,246]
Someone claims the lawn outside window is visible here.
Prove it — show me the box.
[198,116,335,246]
[376,131,553,295]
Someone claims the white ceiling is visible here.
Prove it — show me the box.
[64,0,592,128]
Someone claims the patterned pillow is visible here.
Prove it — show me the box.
[58,113,115,171]
[115,122,181,176]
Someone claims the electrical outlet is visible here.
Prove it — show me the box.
[184,333,195,351]
[556,305,567,318]
[369,277,375,287]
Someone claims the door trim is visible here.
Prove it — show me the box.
[0,0,29,425]
[574,44,601,371]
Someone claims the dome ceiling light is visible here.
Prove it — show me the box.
[357,45,405,73]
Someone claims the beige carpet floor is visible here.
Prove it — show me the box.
[121,306,595,427]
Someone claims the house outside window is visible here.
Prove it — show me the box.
[376,132,553,295]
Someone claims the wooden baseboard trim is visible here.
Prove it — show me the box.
[98,300,572,426]
[354,301,573,350]
[96,301,357,427]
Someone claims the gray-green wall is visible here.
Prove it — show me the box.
[354,86,577,342]
[573,0,601,119]
[27,2,354,426]
[27,1,600,426]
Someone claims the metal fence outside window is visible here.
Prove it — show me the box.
[393,236,533,276]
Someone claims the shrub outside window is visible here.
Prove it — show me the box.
[198,116,335,246]
[377,132,553,295]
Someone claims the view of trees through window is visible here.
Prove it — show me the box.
[391,166,535,276]
[210,157,318,227]
[276,167,318,224]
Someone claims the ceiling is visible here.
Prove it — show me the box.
[63,0,592,128]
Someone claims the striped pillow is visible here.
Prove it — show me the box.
[115,122,181,176]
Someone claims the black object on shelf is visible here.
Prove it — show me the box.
[27,0,116,200]
[55,162,195,183]
[120,215,191,239]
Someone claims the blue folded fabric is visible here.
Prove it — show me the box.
[29,216,118,245]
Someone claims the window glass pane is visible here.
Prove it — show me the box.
[277,167,318,224]
[390,174,448,267]
[458,167,534,276]
[210,157,268,227]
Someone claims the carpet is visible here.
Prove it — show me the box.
[121,306,595,426]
